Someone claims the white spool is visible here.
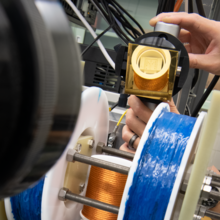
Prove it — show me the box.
[5,87,109,220]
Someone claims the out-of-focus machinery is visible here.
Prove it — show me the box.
[1,0,220,220]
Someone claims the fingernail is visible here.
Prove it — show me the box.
[162,16,171,23]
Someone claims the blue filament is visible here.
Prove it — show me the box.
[123,112,196,220]
[10,178,44,220]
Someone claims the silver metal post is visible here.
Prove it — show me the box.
[212,173,220,182]
[205,210,220,220]
[209,190,220,201]
[96,142,134,160]
[211,180,220,188]
[66,149,129,175]
[58,188,119,214]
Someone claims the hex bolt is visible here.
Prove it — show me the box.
[58,187,68,201]
[201,185,212,199]
[88,139,94,149]
[96,142,105,154]
[198,206,206,218]
[193,215,202,220]
[66,149,77,162]
[79,183,85,193]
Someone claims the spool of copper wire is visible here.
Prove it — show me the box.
[81,156,130,220]
[131,46,171,91]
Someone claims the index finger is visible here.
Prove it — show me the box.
[149,12,216,37]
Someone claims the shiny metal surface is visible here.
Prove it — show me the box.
[211,180,220,188]
[73,153,130,175]
[205,210,220,219]
[209,190,220,201]
[58,188,119,214]
[154,21,180,38]
[96,143,134,160]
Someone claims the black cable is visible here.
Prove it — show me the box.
[196,0,206,17]
[110,101,118,111]
[109,3,142,37]
[102,0,133,43]
[81,25,113,56]
[103,1,131,43]
[109,7,136,40]
[156,0,166,15]
[111,0,145,35]
[94,1,129,44]
[92,0,130,44]
[191,68,200,89]
[89,0,145,44]
[188,0,194,13]
[164,0,176,12]
[191,75,219,117]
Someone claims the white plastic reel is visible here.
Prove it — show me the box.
[5,87,109,220]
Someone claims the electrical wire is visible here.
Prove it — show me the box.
[174,0,183,12]
[191,68,200,89]
[196,0,206,17]
[188,0,193,13]
[81,25,113,56]
[89,0,145,44]
[191,75,219,117]
[109,102,118,112]
[117,109,128,126]
[111,0,145,35]
[65,0,115,69]
[157,0,176,14]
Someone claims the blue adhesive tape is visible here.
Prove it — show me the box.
[123,112,196,220]
[10,178,44,220]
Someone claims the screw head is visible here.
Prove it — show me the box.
[75,143,82,152]
[66,149,77,162]
[58,188,69,201]
[96,142,105,153]
[79,183,85,193]
[88,139,94,149]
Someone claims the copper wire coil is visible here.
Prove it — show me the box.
[82,166,127,220]
[134,70,168,91]
[131,46,171,91]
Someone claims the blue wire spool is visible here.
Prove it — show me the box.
[118,103,205,220]
[8,178,44,220]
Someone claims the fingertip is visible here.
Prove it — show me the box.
[149,17,158,26]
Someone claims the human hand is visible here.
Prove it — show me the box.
[119,95,179,153]
[149,12,220,76]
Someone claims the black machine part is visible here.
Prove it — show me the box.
[115,31,189,98]
[0,0,82,198]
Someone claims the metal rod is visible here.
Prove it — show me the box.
[65,189,119,214]
[74,153,130,175]
[211,179,220,188]
[212,174,220,182]
[209,190,220,201]
[205,210,220,220]
[100,146,134,160]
